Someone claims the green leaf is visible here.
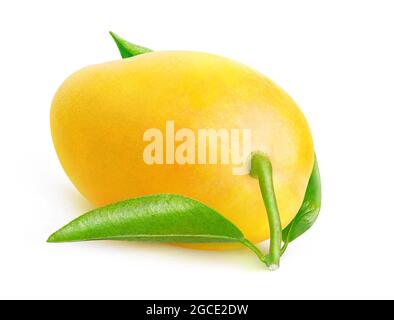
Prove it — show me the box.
[282,155,321,248]
[109,31,152,58]
[48,194,245,243]
[48,194,269,266]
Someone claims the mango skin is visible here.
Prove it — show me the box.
[51,51,314,249]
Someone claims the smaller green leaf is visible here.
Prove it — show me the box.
[109,31,152,58]
[282,155,321,249]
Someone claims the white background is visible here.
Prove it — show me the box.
[1,0,393,300]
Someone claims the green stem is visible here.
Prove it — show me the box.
[280,241,289,256]
[241,239,267,264]
[250,152,283,270]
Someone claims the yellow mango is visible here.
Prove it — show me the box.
[50,51,314,249]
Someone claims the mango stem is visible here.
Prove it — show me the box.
[250,152,283,270]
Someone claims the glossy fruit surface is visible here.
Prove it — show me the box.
[51,51,314,249]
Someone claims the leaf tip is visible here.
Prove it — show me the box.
[47,232,58,243]
[47,229,67,243]
[108,31,152,59]
[109,31,124,47]
[109,30,119,41]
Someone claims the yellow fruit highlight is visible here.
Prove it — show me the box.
[50,51,314,249]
